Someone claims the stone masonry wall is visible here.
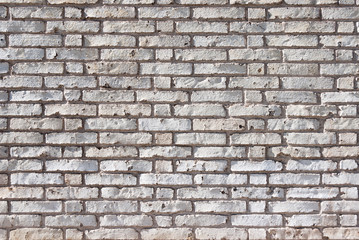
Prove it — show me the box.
[0,0,358,239]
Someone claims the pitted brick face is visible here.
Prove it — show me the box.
[0,0,358,239]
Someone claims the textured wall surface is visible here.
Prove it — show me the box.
[0,0,359,239]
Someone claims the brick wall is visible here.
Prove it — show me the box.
[0,0,358,239]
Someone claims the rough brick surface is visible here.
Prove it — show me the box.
[0,0,358,239]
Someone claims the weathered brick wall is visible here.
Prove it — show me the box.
[0,0,358,239]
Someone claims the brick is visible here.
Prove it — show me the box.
[45,104,96,116]
[46,160,98,172]
[140,35,190,47]
[232,215,282,227]
[83,90,134,102]
[176,160,227,172]
[229,77,279,89]
[0,187,44,199]
[175,133,226,145]
[0,132,43,144]
[177,21,228,33]
[323,228,359,239]
[141,63,191,75]
[321,64,359,75]
[84,35,136,47]
[11,173,63,185]
[11,146,61,158]
[85,118,136,130]
[192,90,242,102]
[194,147,246,158]
[0,76,42,88]
[194,174,247,185]
[284,21,335,33]
[100,215,152,227]
[282,77,334,89]
[324,118,359,130]
[11,201,62,213]
[229,104,281,117]
[104,21,155,33]
[193,118,245,131]
[45,76,97,88]
[232,160,282,172]
[230,49,281,61]
[320,35,359,47]
[48,0,97,3]
[322,201,359,213]
[47,21,99,33]
[323,147,359,158]
[286,160,337,171]
[139,118,190,131]
[87,201,137,213]
[323,172,359,185]
[267,63,319,75]
[10,90,62,102]
[194,63,246,75]
[11,7,62,19]
[102,187,153,199]
[100,77,150,89]
[139,7,190,18]
[268,119,319,131]
[0,215,41,227]
[268,228,322,240]
[137,91,188,102]
[86,229,138,240]
[85,173,136,186]
[86,62,138,75]
[269,173,320,185]
[231,133,281,145]
[100,133,152,145]
[0,48,44,60]
[193,7,245,19]
[99,104,151,116]
[12,62,64,74]
[268,7,319,19]
[283,49,334,61]
[230,0,282,3]
[46,215,96,227]
[86,146,138,158]
[46,187,99,199]
[139,147,191,158]
[175,49,226,61]
[141,200,191,213]
[195,228,247,240]
[268,201,319,213]
[178,187,228,199]
[10,229,63,240]
[174,104,226,116]
[286,188,339,199]
[267,35,318,46]
[175,215,227,226]
[0,104,42,116]
[322,7,359,19]
[322,92,359,103]
[286,214,337,227]
[0,21,45,32]
[193,35,245,47]
[85,6,135,18]
[47,48,98,60]
[286,105,337,117]
[284,133,336,145]
[141,228,192,240]
[231,22,283,33]
[173,77,226,89]
[101,160,152,172]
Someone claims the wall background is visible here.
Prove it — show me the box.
[0,0,358,239]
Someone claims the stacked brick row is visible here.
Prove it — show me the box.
[0,0,358,239]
